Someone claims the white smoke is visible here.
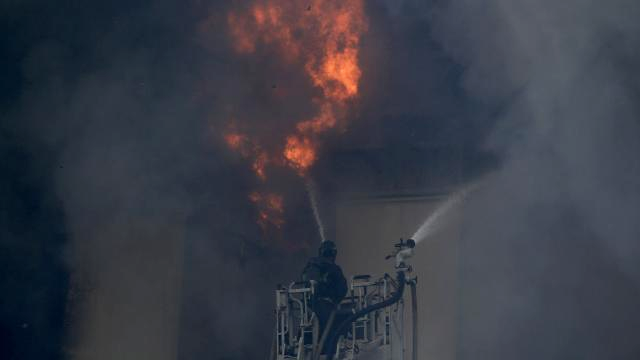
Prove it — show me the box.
[430,0,640,358]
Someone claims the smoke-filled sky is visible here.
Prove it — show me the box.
[432,0,640,358]
[1,0,639,359]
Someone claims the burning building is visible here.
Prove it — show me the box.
[4,0,640,360]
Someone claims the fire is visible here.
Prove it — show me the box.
[252,152,269,180]
[296,103,337,133]
[284,135,317,173]
[228,0,367,105]
[225,129,270,180]
[249,191,285,230]
[223,0,368,235]
[225,133,243,148]
[224,132,249,155]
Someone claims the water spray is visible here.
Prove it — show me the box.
[385,238,416,269]
[411,183,478,244]
[305,179,326,242]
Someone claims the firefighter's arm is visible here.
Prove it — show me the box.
[335,267,348,300]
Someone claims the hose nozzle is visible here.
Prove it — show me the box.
[386,238,416,270]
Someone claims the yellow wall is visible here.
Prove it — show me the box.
[336,196,460,360]
[69,220,184,360]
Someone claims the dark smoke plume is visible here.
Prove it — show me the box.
[1,1,313,359]
[2,0,639,359]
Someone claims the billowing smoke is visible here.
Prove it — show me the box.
[3,0,640,359]
[1,1,314,359]
[430,0,640,358]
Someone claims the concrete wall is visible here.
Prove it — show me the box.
[69,220,184,360]
[336,195,460,360]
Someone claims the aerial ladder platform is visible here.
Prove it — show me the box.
[270,239,418,360]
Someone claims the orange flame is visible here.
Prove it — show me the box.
[296,103,337,134]
[225,130,270,180]
[283,135,317,173]
[224,133,244,149]
[252,152,269,180]
[224,0,367,233]
[224,132,250,156]
[249,191,285,230]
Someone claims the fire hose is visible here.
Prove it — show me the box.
[410,279,417,360]
[323,270,406,360]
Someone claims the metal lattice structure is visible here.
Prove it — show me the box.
[272,267,417,360]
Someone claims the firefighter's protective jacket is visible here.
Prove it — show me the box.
[301,256,347,304]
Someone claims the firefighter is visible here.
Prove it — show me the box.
[301,240,348,346]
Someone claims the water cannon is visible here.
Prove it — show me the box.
[386,238,416,271]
